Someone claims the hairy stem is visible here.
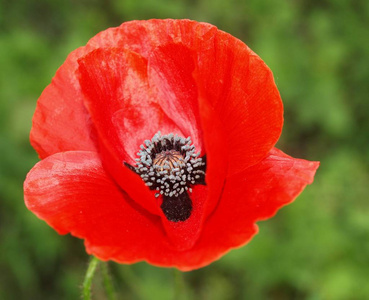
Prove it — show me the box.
[101,262,117,300]
[82,256,100,300]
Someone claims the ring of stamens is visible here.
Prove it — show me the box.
[133,132,206,198]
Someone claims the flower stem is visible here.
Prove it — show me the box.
[83,256,100,300]
[101,262,117,300]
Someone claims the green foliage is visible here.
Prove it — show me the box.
[1,0,368,299]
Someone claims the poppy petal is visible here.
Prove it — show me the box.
[77,48,183,215]
[195,30,284,175]
[30,47,98,159]
[198,94,228,219]
[131,148,318,271]
[23,151,170,262]
[77,47,184,164]
[187,148,319,269]
[90,19,217,61]
[77,47,217,249]
[159,184,208,251]
[246,148,320,220]
[23,150,228,270]
[30,20,209,159]
[147,43,203,152]
[147,42,226,244]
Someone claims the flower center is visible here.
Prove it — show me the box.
[153,150,184,173]
[126,132,206,222]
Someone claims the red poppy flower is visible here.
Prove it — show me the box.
[24,19,319,271]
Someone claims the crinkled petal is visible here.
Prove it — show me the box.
[31,20,211,159]
[159,185,208,251]
[31,19,282,170]
[181,148,319,270]
[146,42,225,248]
[242,148,320,221]
[77,47,182,164]
[23,151,169,262]
[195,30,284,176]
[22,150,248,270]
[77,48,209,249]
[23,149,318,271]
[147,43,203,152]
[138,20,283,217]
[77,48,183,216]
[198,93,228,219]
[89,19,217,60]
[30,47,98,159]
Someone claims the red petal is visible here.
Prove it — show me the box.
[78,47,215,249]
[22,151,230,270]
[146,42,226,247]
[30,47,98,159]
[77,48,182,164]
[77,48,184,215]
[23,149,318,271]
[31,19,281,171]
[194,30,284,175]
[159,185,208,251]
[198,93,228,219]
[89,20,217,60]
[23,151,169,262]
[184,148,319,269]
[243,148,320,221]
[147,43,203,152]
[31,20,210,159]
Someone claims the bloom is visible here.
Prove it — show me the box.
[24,19,319,270]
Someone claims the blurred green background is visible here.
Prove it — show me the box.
[1,0,368,299]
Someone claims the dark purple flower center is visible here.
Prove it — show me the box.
[126,132,206,222]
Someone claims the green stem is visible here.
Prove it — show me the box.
[83,256,100,300]
[101,262,117,300]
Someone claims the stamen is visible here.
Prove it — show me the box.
[125,132,207,222]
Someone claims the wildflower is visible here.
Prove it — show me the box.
[24,19,319,270]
